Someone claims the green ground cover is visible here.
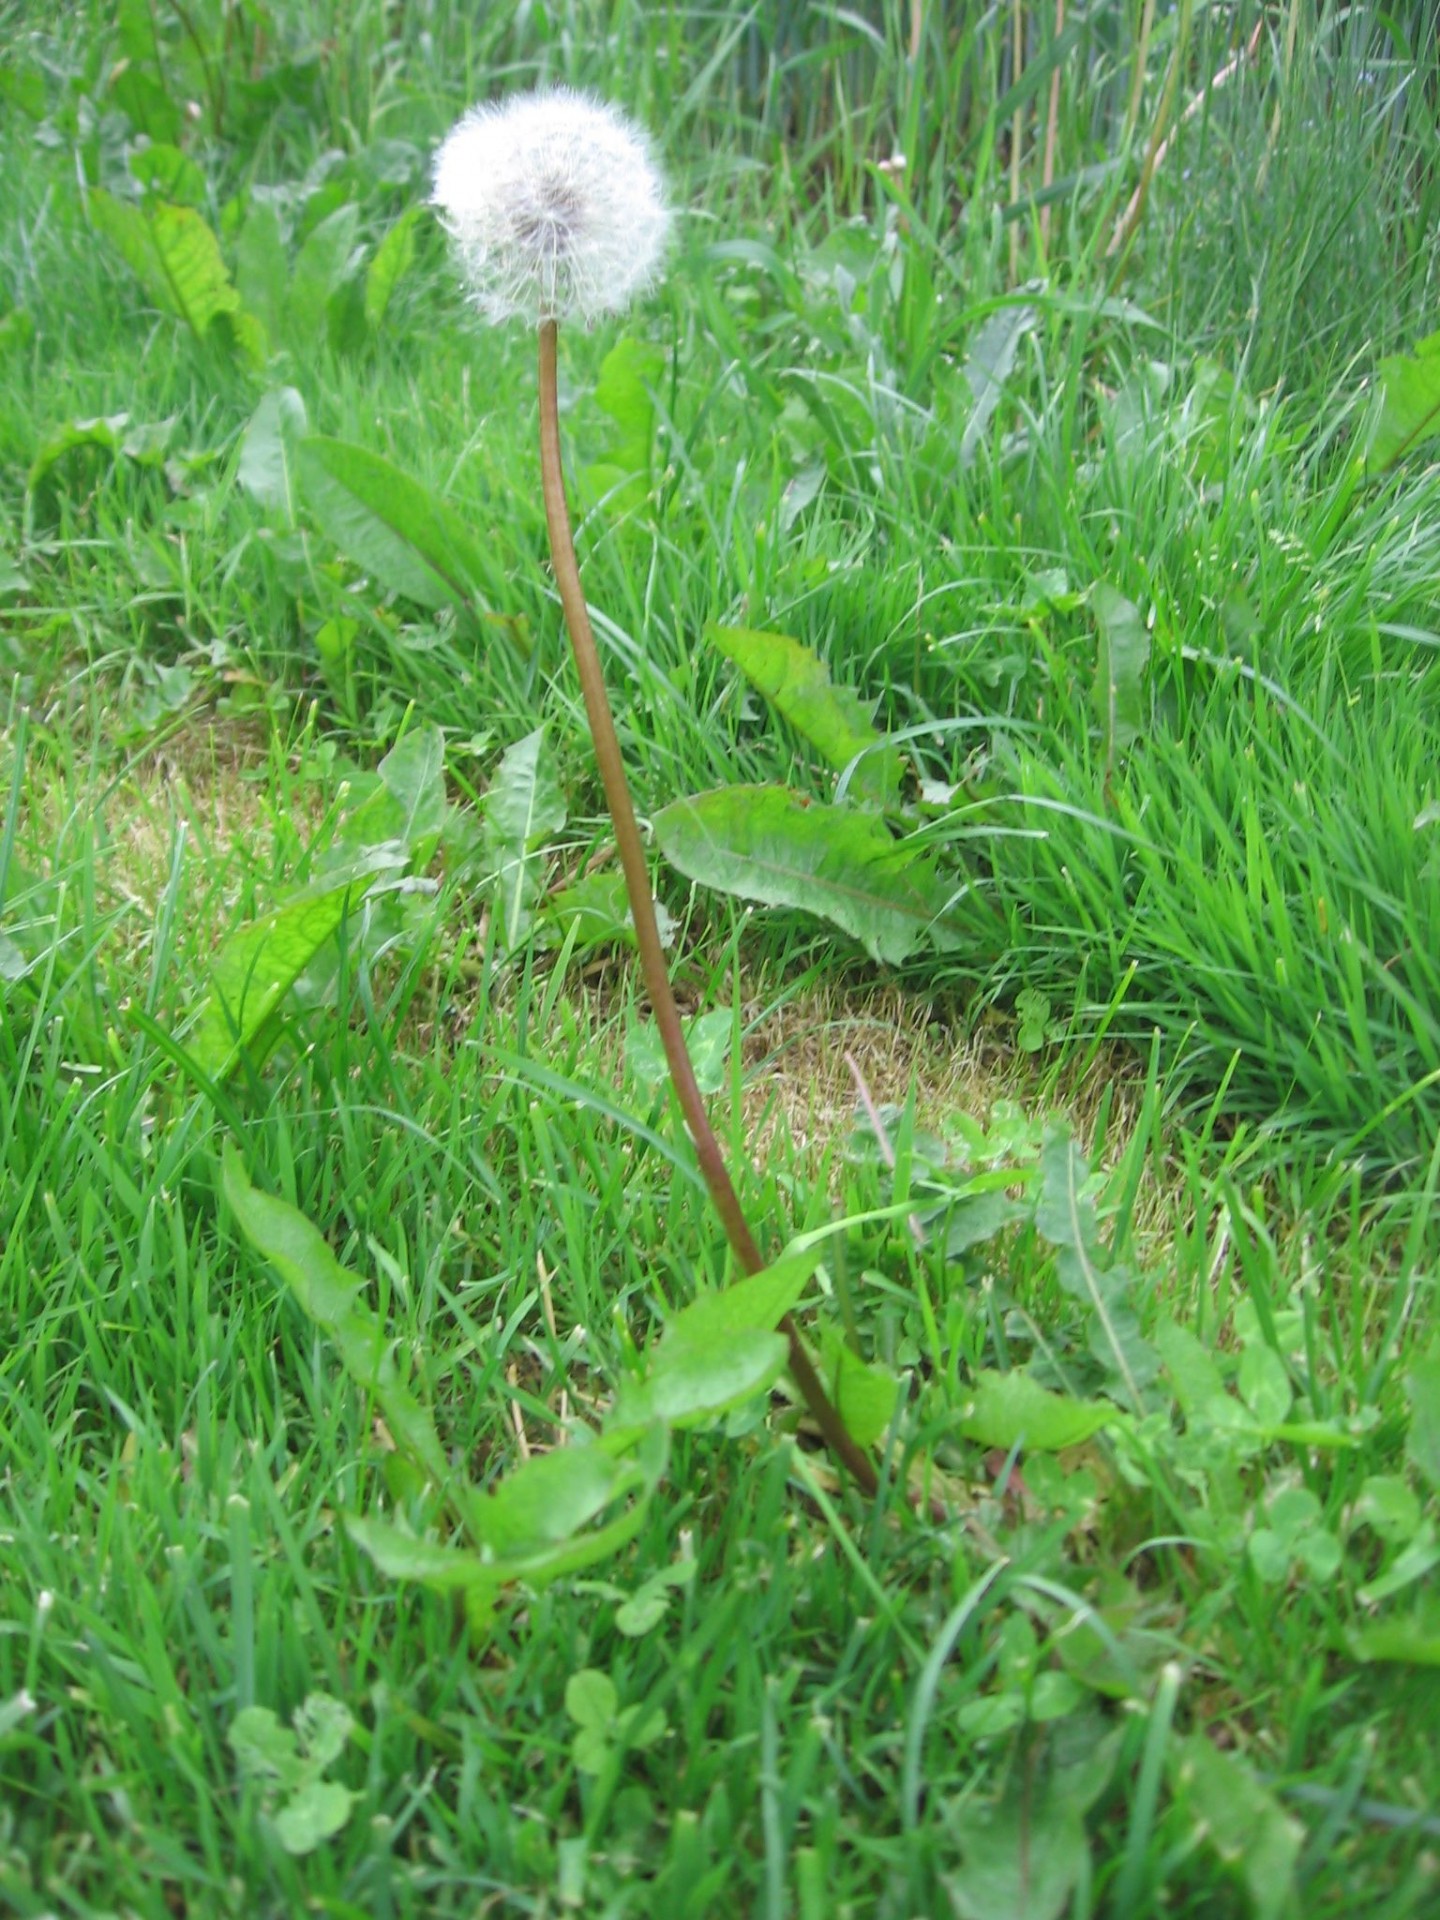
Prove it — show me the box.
[3,2,1440,1914]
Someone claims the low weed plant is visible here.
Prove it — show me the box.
[3,3,1439,1915]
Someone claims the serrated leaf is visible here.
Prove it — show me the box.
[653,784,959,966]
[129,143,206,206]
[235,197,287,352]
[238,387,308,521]
[945,1716,1114,1920]
[1368,330,1440,471]
[1169,1736,1302,1920]
[27,412,174,494]
[1237,1343,1292,1428]
[595,336,661,462]
[297,436,490,611]
[537,870,643,955]
[708,626,903,804]
[375,724,448,862]
[958,1370,1118,1451]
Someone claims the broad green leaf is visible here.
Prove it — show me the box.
[1358,1520,1440,1607]
[958,1370,1118,1451]
[1169,1736,1302,1920]
[27,412,175,494]
[376,724,448,863]
[538,870,639,954]
[482,727,565,951]
[959,303,1037,468]
[821,1328,900,1448]
[89,192,241,340]
[1353,1475,1422,1544]
[663,1247,819,1347]
[1237,1343,1292,1428]
[1404,1350,1440,1493]
[627,1006,731,1098]
[611,1329,788,1432]
[345,1515,497,1592]
[228,1707,302,1789]
[1155,1316,1243,1427]
[653,784,959,966]
[288,203,360,341]
[1349,1604,1440,1667]
[238,387,308,521]
[235,198,287,352]
[221,1147,450,1489]
[193,862,397,1078]
[1368,331,1440,471]
[565,1669,617,1733]
[1091,582,1149,759]
[274,1780,356,1856]
[297,436,489,611]
[365,206,421,327]
[1037,1128,1156,1412]
[709,626,902,804]
[945,1717,1114,1920]
[129,143,206,206]
[293,1694,353,1770]
[583,336,663,507]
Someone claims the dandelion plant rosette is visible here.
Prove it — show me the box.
[433,90,876,1494]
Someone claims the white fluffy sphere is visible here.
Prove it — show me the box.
[432,88,670,326]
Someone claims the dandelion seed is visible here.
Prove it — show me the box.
[432,87,670,327]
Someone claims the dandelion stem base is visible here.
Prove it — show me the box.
[536,318,878,1498]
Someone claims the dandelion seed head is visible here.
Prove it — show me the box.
[432,88,670,327]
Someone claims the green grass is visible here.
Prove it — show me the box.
[4,1,1440,1914]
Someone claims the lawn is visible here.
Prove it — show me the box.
[3,2,1440,1915]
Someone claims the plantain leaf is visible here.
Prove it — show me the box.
[709,626,902,803]
[297,436,490,611]
[653,784,960,966]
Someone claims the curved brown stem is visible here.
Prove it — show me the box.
[536,319,877,1498]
